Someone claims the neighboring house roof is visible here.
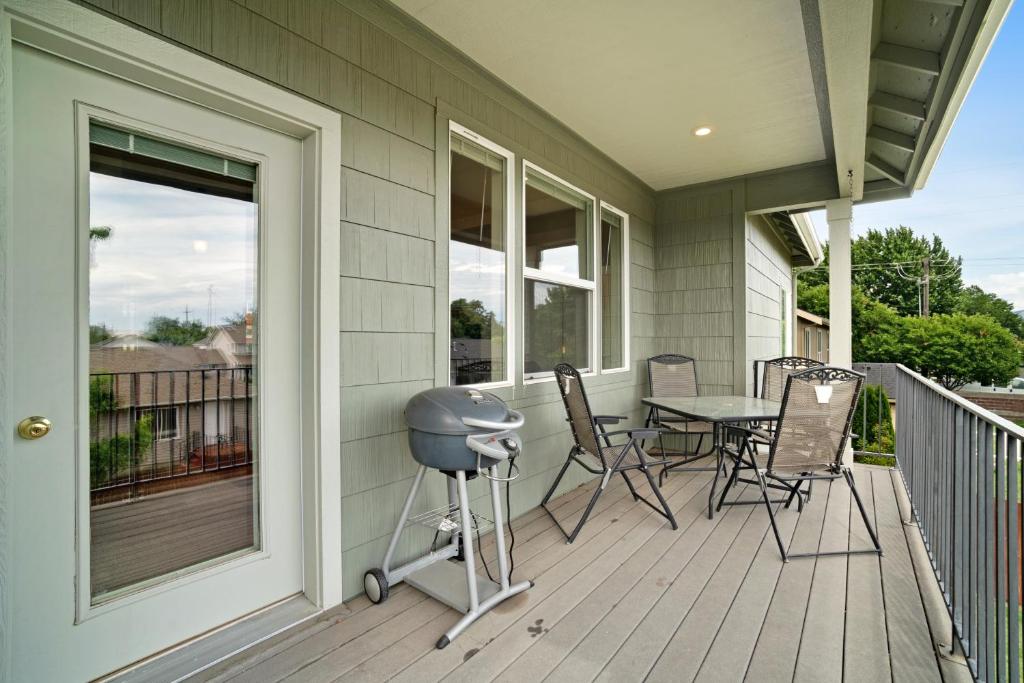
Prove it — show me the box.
[451,338,489,361]
[92,346,229,374]
[796,309,829,327]
[90,346,250,408]
[220,324,250,345]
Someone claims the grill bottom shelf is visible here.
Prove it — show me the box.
[405,559,500,614]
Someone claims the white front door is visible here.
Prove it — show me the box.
[11,43,305,681]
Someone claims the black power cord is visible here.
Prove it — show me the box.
[506,453,517,581]
[475,450,519,584]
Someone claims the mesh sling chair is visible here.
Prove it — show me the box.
[717,366,882,561]
[756,356,825,402]
[644,354,716,478]
[541,363,678,543]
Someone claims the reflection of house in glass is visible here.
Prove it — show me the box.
[89,323,255,506]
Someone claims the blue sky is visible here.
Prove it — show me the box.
[810,3,1024,308]
[90,173,257,332]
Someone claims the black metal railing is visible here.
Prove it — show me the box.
[896,364,1021,681]
[89,368,254,499]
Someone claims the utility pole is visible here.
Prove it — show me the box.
[921,256,930,317]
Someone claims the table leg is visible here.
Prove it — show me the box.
[707,422,725,519]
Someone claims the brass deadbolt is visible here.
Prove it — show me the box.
[17,416,52,440]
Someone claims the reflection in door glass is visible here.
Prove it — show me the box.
[88,122,259,602]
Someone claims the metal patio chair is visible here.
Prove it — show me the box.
[716,366,882,561]
[541,363,678,543]
[644,354,717,474]
[755,356,825,402]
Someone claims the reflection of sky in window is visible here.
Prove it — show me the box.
[537,245,580,278]
[449,240,505,324]
[89,173,256,332]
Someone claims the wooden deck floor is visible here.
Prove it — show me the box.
[192,465,969,683]
[92,476,255,596]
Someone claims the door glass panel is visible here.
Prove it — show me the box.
[88,123,259,602]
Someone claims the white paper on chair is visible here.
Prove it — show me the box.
[814,385,833,404]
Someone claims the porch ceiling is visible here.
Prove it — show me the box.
[391,0,828,190]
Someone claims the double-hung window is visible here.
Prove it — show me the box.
[523,162,596,379]
[600,203,629,372]
[448,123,515,387]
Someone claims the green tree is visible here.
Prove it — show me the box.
[144,315,210,346]
[899,313,1020,390]
[88,375,152,488]
[799,227,963,317]
[450,299,503,340]
[955,285,1024,339]
[89,323,114,345]
[796,281,829,318]
[222,311,248,326]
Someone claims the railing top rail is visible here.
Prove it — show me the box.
[895,363,1024,440]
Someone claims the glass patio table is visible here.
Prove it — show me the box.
[641,395,782,519]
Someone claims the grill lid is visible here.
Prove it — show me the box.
[405,387,511,436]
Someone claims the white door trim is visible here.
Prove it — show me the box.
[0,2,343,671]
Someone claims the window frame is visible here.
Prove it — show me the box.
[446,121,517,389]
[521,160,598,383]
[598,201,630,374]
[139,406,179,441]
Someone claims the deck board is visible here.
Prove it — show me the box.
[186,465,950,683]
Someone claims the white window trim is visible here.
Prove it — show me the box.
[521,160,598,382]
[447,121,516,390]
[598,201,630,374]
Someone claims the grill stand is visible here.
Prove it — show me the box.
[369,463,531,648]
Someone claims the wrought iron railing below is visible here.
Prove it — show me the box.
[89,367,254,500]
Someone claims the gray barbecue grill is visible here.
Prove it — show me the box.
[363,387,532,649]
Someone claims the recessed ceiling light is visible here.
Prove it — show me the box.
[693,126,713,137]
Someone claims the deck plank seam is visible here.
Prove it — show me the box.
[489,476,718,682]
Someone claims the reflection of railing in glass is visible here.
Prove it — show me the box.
[89,368,254,504]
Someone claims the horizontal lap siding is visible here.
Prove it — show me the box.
[82,0,656,599]
[745,214,792,395]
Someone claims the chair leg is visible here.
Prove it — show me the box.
[620,470,640,501]
[563,479,605,544]
[756,471,788,561]
[845,468,883,554]
[715,454,741,512]
[640,461,678,530]
[540,449,573,507]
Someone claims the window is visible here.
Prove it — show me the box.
[817,329,825,361]
[139,407,179,440]
[448,124,514,386]
[523,162,596,379]
[804,328,812,359]
[600,204,629,371]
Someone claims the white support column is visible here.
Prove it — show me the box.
[826,198,852,369]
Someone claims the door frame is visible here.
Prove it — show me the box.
[0,0,343,668]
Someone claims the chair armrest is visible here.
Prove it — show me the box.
[600,427,665,440]
[593,414,628,425]
[724,423,773,443]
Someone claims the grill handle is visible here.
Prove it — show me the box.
[461,409,525,432]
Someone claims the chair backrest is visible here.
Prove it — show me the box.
[647,354,699,399]
[554,363,606,467]
[759,356,825,401]
[768,366,864,472]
